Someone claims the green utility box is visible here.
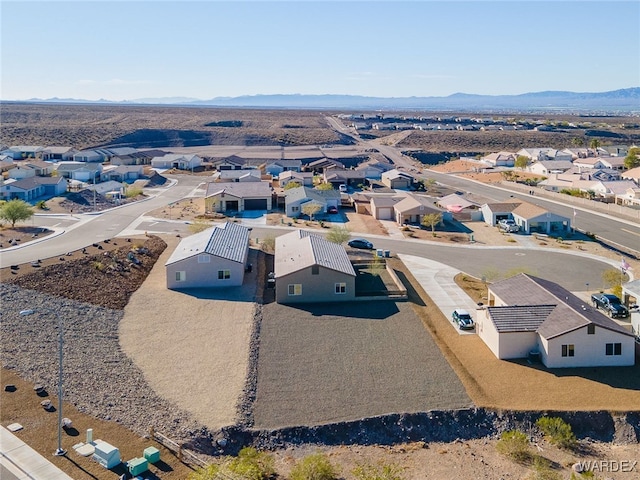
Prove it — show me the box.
[143,446,160,464]
[128,457,149,476]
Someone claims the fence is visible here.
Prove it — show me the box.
[149,427,209,469]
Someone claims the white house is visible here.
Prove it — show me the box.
[151,154,202,170]
[528,160,574,176]
[482,152,516,167]
[215,169,263,183]
[165,222,250,289]
[284,186,340,218]
[278,170,314,188]
[476,274,635,368]
[381,169,414,189]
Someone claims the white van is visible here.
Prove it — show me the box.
[338,184,348,193]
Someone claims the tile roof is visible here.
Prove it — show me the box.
[165,222,250,265]
[486,305,557,332]
[511,202,549,220]
[275,230,356,278]
[483,202,521,213]
[205,181,272,198]
[489,274,633,339]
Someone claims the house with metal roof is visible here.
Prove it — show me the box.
[476,274,635,367]
[274,229,356,304]
[205,181,272,213]
[165,222,250,289]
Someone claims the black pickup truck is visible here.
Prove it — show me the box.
[591,293,629,318]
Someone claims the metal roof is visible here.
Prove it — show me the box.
[165,222,249,265]
[275,230,356,278]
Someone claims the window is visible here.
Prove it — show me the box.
[198,254,210,264]
[292,206,299,212]
[288,284,302,296]
[175,271,186,282]
[335,283,346,294]
[311,265,319,275]
[218,270,230,280]
[561,344,575,357]
[587,324,595,335]
[605,343,622,356]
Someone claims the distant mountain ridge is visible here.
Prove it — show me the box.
[11,87,640,113]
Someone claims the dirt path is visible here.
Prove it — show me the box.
[119,235,256,430]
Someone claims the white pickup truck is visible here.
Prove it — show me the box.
[498,219,519,233]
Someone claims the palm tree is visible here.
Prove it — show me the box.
[589,138,601,154]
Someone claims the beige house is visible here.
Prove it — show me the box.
[275,230,356,304]
[477,274,635,368]
[205,182,272,213]
[393,194,449,225]
[381,169,414,189]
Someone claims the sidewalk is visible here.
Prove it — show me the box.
[398,253,479,336]
[0,426,73,480]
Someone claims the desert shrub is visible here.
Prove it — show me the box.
[188,447,274,480]
[125,186,143,198]
[189,221,212,234]
[352,462,405,480]
[528,455,562,480]
[261,236,275,253]
[536,417,577,450]
[91,261,105,271]
[326,226,350,244]
[290,453,338,480]
[496,430,532,462]
[36,200,48,210]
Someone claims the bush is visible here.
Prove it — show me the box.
[496,430,532,462]
[536,417,577,450]
[36,200,48,210]
[290,453,338,480]
[188,447,274,480]
[125,186,143,198]
[353,462,405,480]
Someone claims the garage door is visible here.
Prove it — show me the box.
[244,199,268,210]
[378,207,393,220]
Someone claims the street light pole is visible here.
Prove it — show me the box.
[20,308,67,456]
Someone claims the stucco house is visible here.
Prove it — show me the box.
[284,186,340,218]
[621,166,640,185]
[370,195,403,220]
[476,274,635,368]
[482,152,516,167]
[73,149,108,163]
[102,165,144,182]
[381,169,414,189]
[151,154,202,171]
[165,222,250,289]
[511,202,571,235]
[274,229,356,304]
[528,160,574,176]
[205,181,272,213]
[278,170,314,188]
[573,157,607,170]
[55,162,103,182]
[323,169,367,188]
[265,160,302,177]
[393,194,449,226]
[0,178,44,201]
[215,169,262,183]
[42,146,77,161]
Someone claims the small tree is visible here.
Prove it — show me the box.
[315,182,334,191]
[284,181,302,190]
[302,202,322,220]
[535,416,577,450]
[601,268,628,298]
[188,447,274,480]
[326,226,350,245]
[421,213,442,236]
[290,453,338,480]
[515,155,529,170]
[624,146,640,169]
[0,199,34,227]
[496,430,532,462]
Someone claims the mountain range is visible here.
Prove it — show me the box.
[12,87,640,113]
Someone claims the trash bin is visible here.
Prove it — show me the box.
[384,250,390,258]
[376,249,383,257]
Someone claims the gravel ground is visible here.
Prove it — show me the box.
[0,283,203,441]
[253,300,472,429]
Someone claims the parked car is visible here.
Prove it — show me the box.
[348,238,374,250]
[498,218,519,233]
[591,293,629,318]
[452,309,475,330]
[339,184,348,193]
[327,206,338,214]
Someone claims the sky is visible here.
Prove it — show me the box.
[1,1,639,101]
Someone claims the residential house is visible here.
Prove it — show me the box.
[480,202,522,226]
[516,148,572,162]
[354,159,394,179]
[599,156,626,171]
[73,149,108,163]
[7,165,37,180]
[482,152,516,167]
[215,156,249,171]
[284,186,340,218]
[278,170,314,188]
[323,169,367,189]
[151,154,202,171]
[205,181,272,213]
[528,160,574,176]
[265,159,302,177]
[476,274,635,367]
[0,178,44,201]
[561,148,597,160]
[305,158,345,173]
[370,196,404,220]
[381,169,414,190]
[621,166,640,185]
[573,157,607,171]
[215,169,263,183]
[9,145,47,159]
[437,194,482,221]
[165,222,250,289]
[393,194,449,226]
[601,180,640,202]
[36,176,68,197]
[111,149,168,166]
[55,162,102,182]
[510,202,571,234]
[42,146,77,161]
[274,229,356,304]
[602,145,631,157]
[102,165,144,182]
[621,279,640,340]
[615,186,640,207]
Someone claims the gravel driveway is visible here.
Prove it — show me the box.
[253,300,472,429]
[119,236,258,431]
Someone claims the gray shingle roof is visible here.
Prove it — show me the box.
[205,181,272,198]
[285,186,341,203]
[275,230,356,278]
[486,305,556,332]
[165,222,249,265]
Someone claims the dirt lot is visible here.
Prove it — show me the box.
[253,299,471,429]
